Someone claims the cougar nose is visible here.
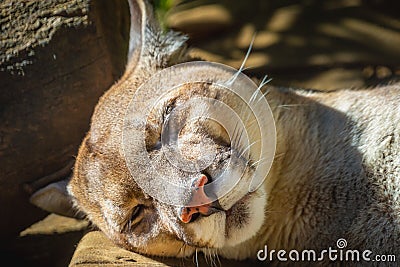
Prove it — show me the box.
[179,175,221,223]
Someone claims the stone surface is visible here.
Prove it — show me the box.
[20,214,89,236]
[69,231,264,267]
[1,0,129,241]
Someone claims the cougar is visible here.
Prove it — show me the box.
[31,0,399,264]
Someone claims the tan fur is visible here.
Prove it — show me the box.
[67,0,399,264]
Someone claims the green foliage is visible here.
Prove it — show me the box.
[153,0,174,11]
[153,0,175,30]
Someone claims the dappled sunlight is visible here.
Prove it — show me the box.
[266,5,302,32]
[168,0,400,90]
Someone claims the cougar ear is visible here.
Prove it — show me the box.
[126,0,188,72]
[29,178,84,219]
[127,0,155,67]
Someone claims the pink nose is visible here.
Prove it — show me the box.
[179,175,215,223]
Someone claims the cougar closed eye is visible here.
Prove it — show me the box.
[164,103,174,117]
[123,205,144,233]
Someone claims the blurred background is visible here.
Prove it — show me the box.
[167,0,400,89]
[1,0,399,266]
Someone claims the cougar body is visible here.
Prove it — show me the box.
[65,0,400,264]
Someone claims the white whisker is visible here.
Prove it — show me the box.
[252,88,272,107]
[212,251,218,267]
[249,75,272,103]
[235,127,245,149]
[246,118,259,128]
[204,248,209,265]
[256,88,271,104]
[249,86,262,103]
[225,33,256,86]
[239,140,260,158]
[195,249,199,267]
[274,152,285,159]
[178,243,187,258]
[278,104,304,110]
[231,121,241,146]
[210,252,215,267]
[215,251,221,267]
[204,248,213,267]
[259,75,272,89]
[241,66,253,72]
[211,249,216,267]
[250,157,268,168]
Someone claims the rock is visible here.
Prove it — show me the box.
[0,0,129,241]
[69,231,264,267]
[20,214,88,236]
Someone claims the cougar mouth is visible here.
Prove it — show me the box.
[178,174,224,223]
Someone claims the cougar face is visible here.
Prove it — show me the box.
[71,85,266,256]
[64,0,400,262]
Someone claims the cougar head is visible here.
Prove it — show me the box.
[34,0,276,258]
